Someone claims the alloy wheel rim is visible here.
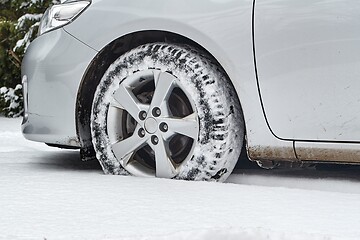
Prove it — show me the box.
[106,69,199,178]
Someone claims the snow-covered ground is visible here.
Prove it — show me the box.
[1,117,360,240]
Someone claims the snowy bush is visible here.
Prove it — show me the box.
[13,13,43,53]
[0,84,23,117]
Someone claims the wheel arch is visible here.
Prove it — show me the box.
[76,30,245,160]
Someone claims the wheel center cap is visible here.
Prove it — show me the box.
[144,117,158,134]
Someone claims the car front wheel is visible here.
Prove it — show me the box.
[91,43,244,181]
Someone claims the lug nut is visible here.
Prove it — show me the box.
[152,107,161,117]
[151,135,159,145]
[138,128,146,138]
[139,111,147,120]
[159,122,168,132]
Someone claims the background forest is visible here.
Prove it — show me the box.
[0,0,59,117]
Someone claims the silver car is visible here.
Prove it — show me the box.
[21,0,360,181]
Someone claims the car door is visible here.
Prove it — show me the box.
[253,0,360,143]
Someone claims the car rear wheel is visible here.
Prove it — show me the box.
[91,43,244,181]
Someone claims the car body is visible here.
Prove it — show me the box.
[21,0,360,180]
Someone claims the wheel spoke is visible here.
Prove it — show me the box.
[111,131,148,166]
[150,137,177,178]
[112,84,145,123]
[150,71,176,110]
[159,113,199,140]
[120,154,133,167]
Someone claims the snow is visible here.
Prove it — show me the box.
[13,22,40,52]
[15,14,43,30]
[0,85,23,117]
[0,87,7,94]
[1,117,360,240]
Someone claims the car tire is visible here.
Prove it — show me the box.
[91,43,244,181]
